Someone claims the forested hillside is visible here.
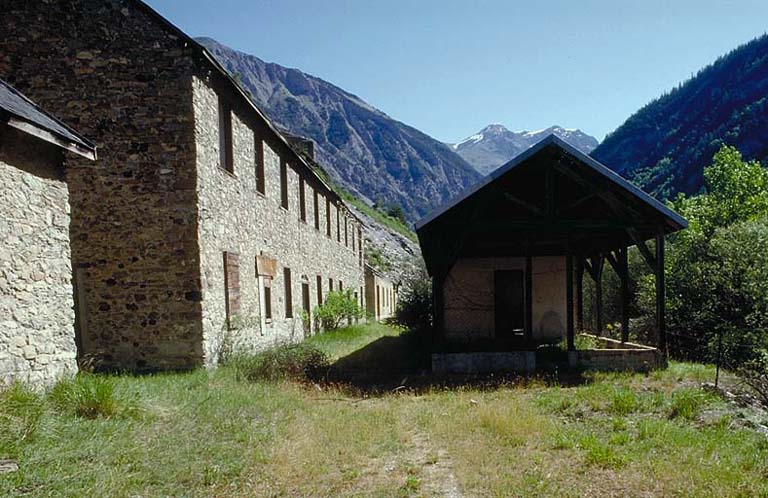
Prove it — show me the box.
[592,34,768,199]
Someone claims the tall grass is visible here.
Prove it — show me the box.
[48,374,140,419]
[0,382,44,458]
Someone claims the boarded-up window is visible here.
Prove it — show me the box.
[218,96,233,174]
[336,208,341,242]
[313,190,320,230]
[299,178,307,222]
[223,252,240,329]
[326,198,332,237]
[255,136,265,194]
[264,280,272,320]
[280,159,289,209]
[317,275,323,305]
[284,267,293,318]
[358,226,364,266]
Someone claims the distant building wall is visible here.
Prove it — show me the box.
[0,128,77,384]
[193,75,365,363]
[365,266,397,321]
[441,256,567,342]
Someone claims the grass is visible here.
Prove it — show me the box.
[1,323,767,497]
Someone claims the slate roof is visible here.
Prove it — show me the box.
[0,78,96,159]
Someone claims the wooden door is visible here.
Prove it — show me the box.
[494,270,525,339]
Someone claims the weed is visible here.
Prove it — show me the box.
[48,374,140,419]
[667,388,707,420]
[226,343,329,381]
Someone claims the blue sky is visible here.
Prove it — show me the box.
[147,0,768,143]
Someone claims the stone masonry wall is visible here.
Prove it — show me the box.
[0,0,204,371]
[443,256,568,342]
[0,128,77,384]
[192,75,365,363]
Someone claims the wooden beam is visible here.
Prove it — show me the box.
[627,228,657,271]
[525,254,533,344]
[605,251,620,275]
[431,273,445,352]
[552,161,644,220]
[656,232,667,354]
[566,253,575,351]
[619,246,630,343]
[502,192,546,216]
[559,192,595,213]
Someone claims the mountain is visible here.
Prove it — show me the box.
[450,124,598,175]
[592,34,768,199]
[197,37,480,223]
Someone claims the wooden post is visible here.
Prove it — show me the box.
[619,246,630,343]
[591,255,604,336]
[566,253,575,351]
[655,232,666,354]
[432,273,444,352]
[525,254,533,344]
[575,257,584,333]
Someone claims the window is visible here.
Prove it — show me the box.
[316,275,323,305]
[255,136,265,194]
[218,96,233,174]
[336,208,341,242]
[284,267,293,318]
[280,159,289,209]
[329,278,334,292]
[326,198,332,237]
[299,178,307,222]
[351,227,355,252]
[339,280,343,291]
[223,252,240,329]
[344,218,348,246]
[313,190,320,230]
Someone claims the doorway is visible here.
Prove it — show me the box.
[494,270,525,340]
[301,282,311,337]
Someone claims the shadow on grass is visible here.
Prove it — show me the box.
[322,330,589,395]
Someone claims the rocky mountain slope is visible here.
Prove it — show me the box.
[197,37,480,223]
[451,124,598,175]
[592,34,768,199]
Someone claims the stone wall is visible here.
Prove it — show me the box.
[192,75,365,363]
[365,267,398,321]
[442,256,568,342]
[0,0,205,371]
[0,127,77,384]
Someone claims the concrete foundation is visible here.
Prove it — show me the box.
[432,351,536,374]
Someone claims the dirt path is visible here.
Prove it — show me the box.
[373,427,465,498]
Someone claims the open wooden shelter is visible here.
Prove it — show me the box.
[416,135,688,372]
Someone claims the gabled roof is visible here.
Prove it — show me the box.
[416,134,688,231]
[0,79,96,160]
[131,0,361,225]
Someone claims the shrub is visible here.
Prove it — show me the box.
[393,259,432,331]
[667,389,706,421]
[313,290,363,331]
[49,374,140,419]
[736,351,768,406]
[226,343,330,382]
[0,382,44,458]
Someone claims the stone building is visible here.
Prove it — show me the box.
[365,265,398,321]
[417,135,687,373]
[0,79,96,384]
[0,0,365,371]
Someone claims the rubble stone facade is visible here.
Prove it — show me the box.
[0,128,77,384]
[0,0,364,371]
